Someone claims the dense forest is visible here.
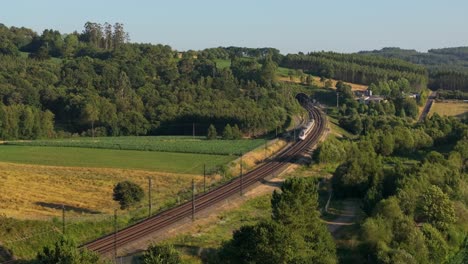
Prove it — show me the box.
[0,23,299,139]
[313,88,468,262]
[280,52,429,90]
[359,47,468,91]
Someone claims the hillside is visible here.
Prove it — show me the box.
[359,47,468,91]
[0,23,301,140]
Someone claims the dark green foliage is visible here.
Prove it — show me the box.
[332,142,383,198]
[36,236,102,264]
[271,177,319,226]
[417,185,456,231]
[313,137,348,164]
[222,124,233,139]
[421,224,449,263]
[207,124,217,140]
[141,243,181,264]
[0,103,55,140]
[218,178,337,264]
[436,89,468,100]
[281,52,428,89]
[362,198,430,263]
[359,47,468,91]
[0,24,300,139]
[112,181,144,210]
[231,124,242,139]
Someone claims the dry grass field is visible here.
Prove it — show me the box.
[429,101,468,118]
[0,139,287,220]
[278,75,368,91]
[0,162,203,219]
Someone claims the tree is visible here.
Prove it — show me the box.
[421,224,449,263]
[36,236,101,264]
[231,124,242,139]
[222,124,233,139]
[418,185,456,231]
[141,243,181,264]
[207,124,217,140]
[218,178,337,264]
[113,181,144,210]
[271,177,319,226]
[82,100,100,138]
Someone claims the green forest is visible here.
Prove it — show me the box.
[359,47,468,91]
[0,23,299,139]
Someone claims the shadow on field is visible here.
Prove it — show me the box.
[176,245,218,262]
[0,244,15,263]
[259,178,283,188]
[35,202,101,214]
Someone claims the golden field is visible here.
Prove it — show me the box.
[429,101,468,118]
[0,162,202,219]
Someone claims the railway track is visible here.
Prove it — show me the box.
[83,98,326,256]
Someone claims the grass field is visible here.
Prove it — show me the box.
[278,75,368,91]
[5,136,265,156]
[429,101,468,119]
[0,162,204,219]
[214,59,231,69]
[0,145,234,173]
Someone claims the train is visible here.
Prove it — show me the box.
[299,120,315,140]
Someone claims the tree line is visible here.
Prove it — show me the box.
[359,47,468,91]
[0,23,301,139]
[280,52,428,89]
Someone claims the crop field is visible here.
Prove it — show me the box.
[0,145,234,173]
[0,161,209,259]
[5,136,265,156]
[277,71,368,91]
[0,162,206,219]
[429,101,468,118]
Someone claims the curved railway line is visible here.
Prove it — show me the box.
[83,97,326,256]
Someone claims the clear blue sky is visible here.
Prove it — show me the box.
[2,0,467,54]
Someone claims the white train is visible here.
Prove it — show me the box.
[299,120,315,140]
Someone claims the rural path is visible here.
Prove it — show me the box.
[419,91,437,121]
[325,199,360,235]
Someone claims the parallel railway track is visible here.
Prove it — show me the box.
[83,98,326,256]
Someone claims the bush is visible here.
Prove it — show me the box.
[113,181,144,210]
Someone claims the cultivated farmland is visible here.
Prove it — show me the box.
[5,136,265,156]
[0,145,234,173]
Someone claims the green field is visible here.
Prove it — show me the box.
[0,145,234,173]
[5,136,265,156]
[214,59,231,69]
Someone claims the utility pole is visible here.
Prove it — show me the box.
[203,164,206,192]
[62,204,65,235]
[114,209,117,262]
[192,178,195,221]
[240,153,243,196]
[336,92,339,108]
[148,177,152,218]
[264,139,267,161]
[192,122,195,138]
